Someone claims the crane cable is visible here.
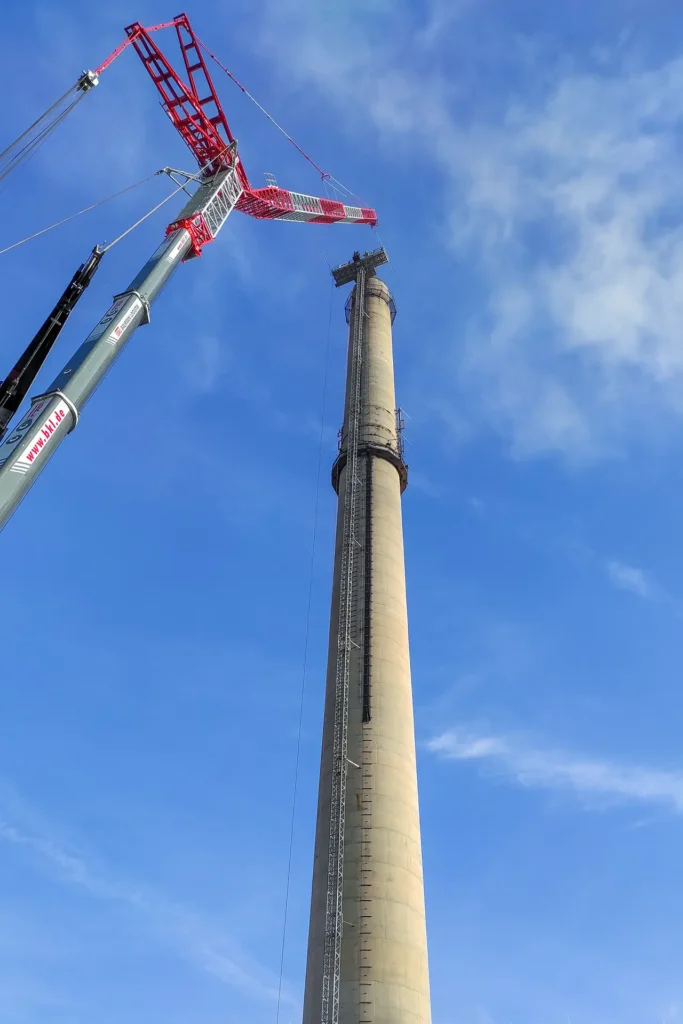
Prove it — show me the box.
[0,98,82,189]
[275,272,335,1024]
[0,80,79,164]
[196,36,365,206]
[0,81,88,186]
[0,150,230,258]
[99,174,195,252]
[0,170,173,256]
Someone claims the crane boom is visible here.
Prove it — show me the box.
[0,11,377,533]
[0,164,243,531]
[125,14,377,226]
[0,247,104,443]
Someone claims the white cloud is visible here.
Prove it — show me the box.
[251,1,683,459]
[606,559,655,599]
[429,727,683,813]
[183,334,230,394]
[0,803,292,1006]
[415,0,478,49]
[454,59,683,459]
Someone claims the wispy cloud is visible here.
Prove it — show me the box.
[252,1,683,460]
[415,0,478,49]
[182,334,230,394]
[0,798,293,1007]
[606,559,656,600]
[429,727,683,814]
[453,56,683,461]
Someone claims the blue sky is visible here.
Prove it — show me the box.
[2,0,683,1021]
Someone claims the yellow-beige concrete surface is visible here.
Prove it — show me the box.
[302,275,431,1024]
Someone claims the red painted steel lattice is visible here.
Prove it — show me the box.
[95,12,378,242]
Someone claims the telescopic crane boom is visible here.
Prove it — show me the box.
[0,13,377,532]
[0,247,103,443]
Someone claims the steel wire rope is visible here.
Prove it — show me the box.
[0,79,80,166]
[375,232,396,280]
[99,151,223,251]
[275,272,335,1024]
[0,99,81,204]
[100,175,194,251]
[0,170,169,256]
[0,92,88,188]
[0,146,228,258]
[1,98,77,172]
[196,37,365,205]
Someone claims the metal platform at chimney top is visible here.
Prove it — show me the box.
[331,247,388,287]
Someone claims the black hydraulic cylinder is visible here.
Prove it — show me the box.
[0,245,104,442]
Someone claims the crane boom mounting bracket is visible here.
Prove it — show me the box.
[165,156,244,258]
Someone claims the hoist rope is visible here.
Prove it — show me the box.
[0,146,227,258]
[375,232,395,279]
[0,80,79,166]
[196,37,365,205]
[99,151,220,251]
[197,36,328,179]
[0,171,164,256]
[275,274,335,1024]
[100,175,193,252]
[0,90,87,187]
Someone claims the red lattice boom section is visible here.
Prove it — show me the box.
[115,14,377,229]
[238,188,377,225]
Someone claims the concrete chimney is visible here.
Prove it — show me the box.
[302,249,431,1024]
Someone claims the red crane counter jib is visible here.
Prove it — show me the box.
[116,14,377,238]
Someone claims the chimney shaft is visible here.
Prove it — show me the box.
[303,250,431,1024]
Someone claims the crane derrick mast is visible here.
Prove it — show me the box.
[0,13,377,532]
